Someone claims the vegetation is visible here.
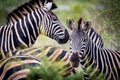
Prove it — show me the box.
[28,57,72,80]
[0,0,28,25]
[27,57,66,80]
[95,0,120,49]
[27,57,105,80]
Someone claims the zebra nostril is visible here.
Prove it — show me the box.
[70,52,79,67]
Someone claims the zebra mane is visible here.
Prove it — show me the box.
[7,0,57,24]
[77,17,83,30]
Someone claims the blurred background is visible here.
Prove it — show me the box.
[0,0,120,51]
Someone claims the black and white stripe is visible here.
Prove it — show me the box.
[0,54,41,80]
[69,18,120,80]
[0,0,69,59]
[87,27,103,48]
[0,45,74,80]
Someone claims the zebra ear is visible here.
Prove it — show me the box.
[45,0,57,10]
[84,21,91,32]
[66,18,75,30]
[51,2,57,10]
[45,2,53,10]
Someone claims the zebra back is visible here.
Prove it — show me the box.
[7,0,57,24]
[21,45,73,74]
[87,28,103,47]
[0,46,74,80]
[0,55,41,80]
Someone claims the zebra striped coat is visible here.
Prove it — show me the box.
[0,45,73,80]
[69,17,120,80]
[0,0,69,59]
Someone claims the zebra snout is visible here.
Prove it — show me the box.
[65,29,70,41]
[57,29,69,44]
[70,52,79,67]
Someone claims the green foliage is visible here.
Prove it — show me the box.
[27,57,85,80]
[0,0,28,25]
[86,66,105,80]
[64,70,84,80]
[27,57,106,80]
[100,29,117,49]
[27,57,66,80]
[103,0,120,49]
[92,0,120,49]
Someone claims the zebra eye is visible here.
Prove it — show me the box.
[52,16,57,20]
[69,46,72,49]
[83,38,87,42]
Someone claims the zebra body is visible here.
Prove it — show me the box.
[0,45,74,80]
[0,0,69,59]
[0,55,41,80]
[69,18,120,80]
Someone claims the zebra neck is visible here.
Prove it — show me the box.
[13,9,43,48]
[0,8,46,53]
[0,25,16,53]
[81,39,99,67]
[37,9,50,37]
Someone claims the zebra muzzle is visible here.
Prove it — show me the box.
[70,52,79,67]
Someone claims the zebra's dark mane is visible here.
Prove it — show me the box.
[77,17,82,30]
[7,0,57,24]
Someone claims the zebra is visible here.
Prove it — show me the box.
[68,17,120,80]
[0,45,74,80]
[66,18,104,68]
[0,0,69,59]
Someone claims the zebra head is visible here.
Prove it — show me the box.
[38,0,69,44]
[67,17,91,67]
